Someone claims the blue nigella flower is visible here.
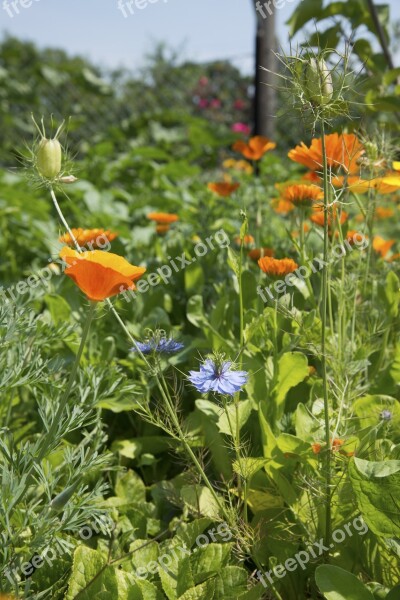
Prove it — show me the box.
[188,359,248,396]
[131,336,184,355]
[380,409,393,421]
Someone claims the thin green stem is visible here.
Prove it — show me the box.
[320,122,332,553]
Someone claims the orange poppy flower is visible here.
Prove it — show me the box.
[248,247,275,261]
[147,213,179,225]
[233,136,276,161]
[258,256,299,277]
[310,205,348,228]
[234,234,255,247]
[59,228,117,248]
[283,184,323,207]
[223,159,253,174]
[373,236,395,258]
[207,182,240,197]
[288,133,364,174]
[60,247,146,302]
[332,175,400,194]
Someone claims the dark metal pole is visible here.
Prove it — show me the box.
[251,1,277,139]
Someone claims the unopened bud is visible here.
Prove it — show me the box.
[304,58,334,106]
[58,175,78,184]
[50,481,79,512]
[37,138,62,179]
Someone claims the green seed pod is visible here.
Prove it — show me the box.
[50,481,79,512]
[303,58,334,106]
[36,138,62,179]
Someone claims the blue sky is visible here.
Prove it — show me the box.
[0,0,399,73]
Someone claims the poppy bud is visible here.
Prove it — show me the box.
[50,481,79,512]
[304,58,333,106]
[36,138,62,179]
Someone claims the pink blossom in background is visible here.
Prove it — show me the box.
[198,98,209,109]
[234,99,246,110]
[232,122,251,135]
[210,98,221,109]
[199,76,209,87]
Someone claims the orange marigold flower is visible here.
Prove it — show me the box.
[373,236,395,258]
[310,205,348,228]
[331,438,345,451]
[234,234,255,247]
[147,213,179,225]
[375,207,395,219]
[283,184,323,207]
[233,136,276,161]
[207,182,240,197]
[223,159,253,174]
[156,224,170,235]
[272,198,295,215]
[311,443,322,455]
[288,133,364,174]
[60,247,146,302]
[258,256,299,277]
[248,247,275,261]
[59,228,117,248]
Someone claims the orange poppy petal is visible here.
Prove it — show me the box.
[64,261,137,302]
[60,248,146,280]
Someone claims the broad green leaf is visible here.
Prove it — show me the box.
[185,261,204,295]
[66,546,117,600]
[186,295,207,328]
[181,485,221,518]
[354,457,400,478]
[273,352,309,417]
[218,400,253,436]
[191,543,232,583]
[385,271,400,317]
[115,470,146,503]
[315,565,375,600]
[386,584,400,600]
[286,0,324,36]
[178,580,216,600]
[349,459,400,537]
[214,565,248,597]
[233,457,269,480]
[44,293,71,326]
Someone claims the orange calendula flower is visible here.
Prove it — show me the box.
[375,207,395,219]
[272,198,295,215]
[156,224,171,235]
[258,256,299,277]
[331,438,345,450]
[302,171,321,183]
[60,247,146,302]
[233,136,276,161]
[248,247,274,261]
[373,236,395,258]
[288,133,364,174]
[223,159,253,174]
[207,182,240,197]
[234,234,255,247]
[310,205,348,228]
[332,175,400,194]
[283,184,323,208]
[147,213,179,225]
[311,443,322,455]
[59,228,117,248]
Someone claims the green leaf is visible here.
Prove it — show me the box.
[349,459,400,537]
[386,584,400,600]
[44,293,71,326]
[186,295,207,329]
[115,470,146,503]
[214,565,248,598]
[181,485,221,519]
[185,261,204,295]
[286,0,324,36]
[315,565,375,600]
[218,400,253,436]
[178,580,216,600]
[354,457,400,478]
[66,546,118,600]
[273,352,309,417]
[385,271,400,317]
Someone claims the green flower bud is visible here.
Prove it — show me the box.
[36,138,62,179]
[50,481,79,512]
[304,58,334,106]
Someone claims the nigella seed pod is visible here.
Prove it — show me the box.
[36,138,62,179]
[304,58,334,106]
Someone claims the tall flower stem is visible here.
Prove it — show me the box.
[49,187,231,523]
[39,302,96,460]
[320,122,332,553]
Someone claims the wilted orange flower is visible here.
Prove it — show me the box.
[283,184,323,208]
[147,213,179,225]
[311,443,322,455]
[258,256,299,276]
[310,205,348,228]
[60,247,146,302]
[59,228,117,248]
[375,207,395,219]
[233,136,276,160]
[234,234,255,247]
[288,133,364,174]
[373,236,395,258]
[223,159,253,174]
[248,247,274,261]
[207,182,240,197]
